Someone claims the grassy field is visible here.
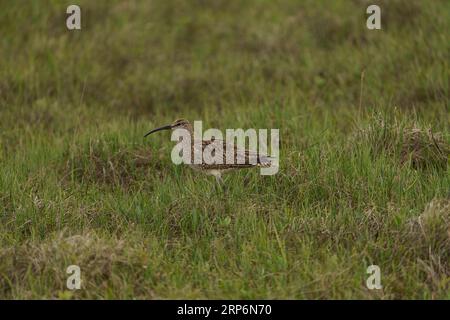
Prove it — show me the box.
[0,0,449,299]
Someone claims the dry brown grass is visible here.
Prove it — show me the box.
[400,128,449,170]
[357,115,449,170]
[404,198,450,293]
[62,139,153,187]
[0,231,155,299]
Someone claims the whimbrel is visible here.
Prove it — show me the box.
[144,119,273,184]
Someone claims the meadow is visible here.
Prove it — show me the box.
[0,0,448,299]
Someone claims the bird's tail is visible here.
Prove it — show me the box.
[257,155,275,168]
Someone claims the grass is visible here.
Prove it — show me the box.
[0,0,449,299]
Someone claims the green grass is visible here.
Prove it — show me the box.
[0,0,449,299]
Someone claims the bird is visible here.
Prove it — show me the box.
[144,119,273,185]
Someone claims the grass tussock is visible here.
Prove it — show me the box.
[0,232,155,299]
[404,198,450,292]
[62,139,154,188]
[408,198,450,250]
[357,114,449,170]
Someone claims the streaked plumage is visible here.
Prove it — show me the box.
[144,119,272,183]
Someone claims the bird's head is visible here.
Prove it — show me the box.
[144,119,192,137]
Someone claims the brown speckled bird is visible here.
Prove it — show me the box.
[144,119,272,184]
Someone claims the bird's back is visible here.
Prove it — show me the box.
[188,139,272,170]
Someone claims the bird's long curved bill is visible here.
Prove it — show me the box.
[144,125,172,137]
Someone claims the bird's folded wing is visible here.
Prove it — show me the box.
[195,139,271,166]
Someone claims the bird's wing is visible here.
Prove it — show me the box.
[197,139,272,167]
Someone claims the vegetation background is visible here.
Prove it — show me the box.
[0,0,448,299]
